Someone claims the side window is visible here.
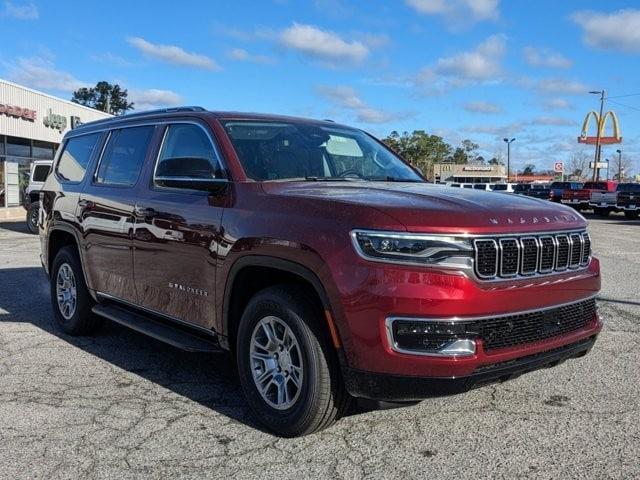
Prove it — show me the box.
[154,124,223,185]
[96,126,154,186]
[56,133,101,182]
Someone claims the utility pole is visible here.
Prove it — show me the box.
[616,149,622,181]
[503,137,516,183]
[589,90,606,182]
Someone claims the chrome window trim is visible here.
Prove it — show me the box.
[152,122,226,188]
[385,295,598,356]
[499,238,520,278]
[537,235,557,274]
[519,236,539,276]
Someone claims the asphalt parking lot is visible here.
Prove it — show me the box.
[1,214,639,479]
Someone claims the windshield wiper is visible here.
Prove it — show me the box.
[304,176,365,182]
[365,176,424,183]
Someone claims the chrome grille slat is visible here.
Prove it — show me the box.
[473,230,590,281]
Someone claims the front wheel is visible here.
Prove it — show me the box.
[236,285,349,437]
[624,211,640,220]
[26,201,40,234]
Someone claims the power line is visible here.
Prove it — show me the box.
[607,93,640,99]
[607,99,640,112]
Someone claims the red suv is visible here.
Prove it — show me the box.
[39,108,601,436]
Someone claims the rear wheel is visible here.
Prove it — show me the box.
[593,207,610,217]
[236,285,349,437]
[26,201,40,234]
[50,246,102,335]
[624,210,640,220]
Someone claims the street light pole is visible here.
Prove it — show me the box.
[503,137,515,183]
[616,149,622,181]
[605,159,610,180]
[589,90,606,182]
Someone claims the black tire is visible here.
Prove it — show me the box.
[50,246,102,335]
[236,285,349,437]
[624,210,640,220]
[593,207,610,217]
[26,201,40,234]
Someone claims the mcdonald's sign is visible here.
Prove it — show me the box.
[578,110,622,145]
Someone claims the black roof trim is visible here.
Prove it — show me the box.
[73,106,207,131]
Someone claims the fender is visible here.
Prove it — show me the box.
[221,255,343,351]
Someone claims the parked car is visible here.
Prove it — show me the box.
[561,180,617,211]
[472,183,494,191]
[549,181,583,203]
[616,183,640,220]
[492,183,516,193]
[524,184,551,200]
[23,159,53,233]
[39,107,601,437]
[513,183,531,195]
[589,183,636,217]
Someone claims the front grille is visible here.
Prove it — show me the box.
[473,230,590,280]
[464,298,597,351]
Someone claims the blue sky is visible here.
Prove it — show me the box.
[2,0,640,175]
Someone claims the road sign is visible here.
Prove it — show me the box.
[590,162,609,169]
[554,162,564,173]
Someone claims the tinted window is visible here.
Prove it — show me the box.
[584,182,607,190]
[463,184,473,189]
[96,126,154,186]
[57,133,101,182]
[32,140,56,159]
[32,165,51,182]
[473,184,486,190]
[617,183,640,192]
[6,136,30,157]
[222,121,422,182]
[155,124,222,182]
[550,182,570,189]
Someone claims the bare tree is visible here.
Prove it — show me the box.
[567,150,591,180]
[611,152,633,181]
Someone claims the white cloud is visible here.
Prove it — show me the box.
[6,56,86,92]
[280,23,369,65]
[317,85,408,123]
[3,1,38,20]
[405,0,499,30]
[572,9,640,53]
[530,116,576,126]
[536,77,589,94]
[127,37,221,70]
[415,34,506,93]
[227,48,274,64]
[544,98,573,110]
[523,47,572,69]
[464,101,502,113]
[129,89,182,110]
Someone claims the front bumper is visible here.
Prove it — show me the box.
[344,335,598,401]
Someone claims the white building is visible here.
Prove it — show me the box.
[1,79,112,218]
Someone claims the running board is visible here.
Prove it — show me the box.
[92,303,222,353]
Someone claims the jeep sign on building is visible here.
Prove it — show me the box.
[0,79,111,216]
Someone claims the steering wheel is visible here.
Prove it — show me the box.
[337,169,365,179]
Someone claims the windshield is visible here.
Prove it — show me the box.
[617,183,640,192]
[550,182,570,189]
[584,182,608,190]
[222,121,423,182]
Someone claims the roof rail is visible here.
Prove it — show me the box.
[73,106,207,130]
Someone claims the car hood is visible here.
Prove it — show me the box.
[261,181,586,234]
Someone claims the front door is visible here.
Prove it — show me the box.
[78,125,156,304]
[132,122,227,330]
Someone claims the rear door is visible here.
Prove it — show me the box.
[78,125,157,304]
[132,121,227,330]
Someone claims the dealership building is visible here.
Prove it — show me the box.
[0,79,111,218]
[434,163,507,184]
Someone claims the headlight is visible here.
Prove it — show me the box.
[350,230,473,268]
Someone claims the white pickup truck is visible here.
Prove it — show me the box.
[24,160,53,233]
[589,186,622,217]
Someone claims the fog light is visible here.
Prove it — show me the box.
[386,318,477,356]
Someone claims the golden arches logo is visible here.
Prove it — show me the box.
[578,110,622,145]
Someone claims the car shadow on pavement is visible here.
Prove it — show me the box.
[0,220,31,235]
[0,266,376,434]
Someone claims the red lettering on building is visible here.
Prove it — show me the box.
[0,103,37,121]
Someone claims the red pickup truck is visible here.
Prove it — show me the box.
[561,180,618,211]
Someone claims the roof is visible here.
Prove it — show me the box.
[70,106,351,134]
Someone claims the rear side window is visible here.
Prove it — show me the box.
[96,126,154,186]
[617,183,640,192]
[56,133,101,182]
[32,165,51,182]
[584,182,607,190]
[154,124,223,184]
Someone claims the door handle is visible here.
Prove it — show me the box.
[78,199,94,210]
[134,205,157,218]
